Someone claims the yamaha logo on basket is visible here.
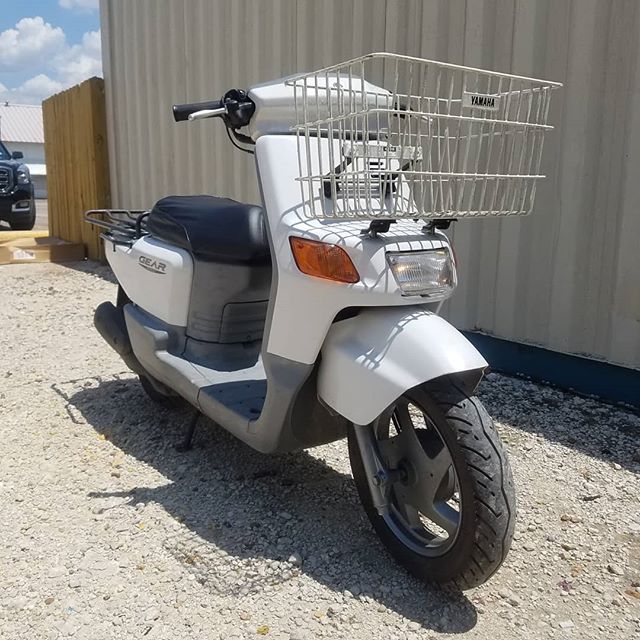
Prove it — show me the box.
[462,91,501,111]
[138,255,167,274]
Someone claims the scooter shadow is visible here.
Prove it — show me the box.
[65,376,478,633]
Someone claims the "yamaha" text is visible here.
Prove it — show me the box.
[471,95,496,108]
[462,92,500,111]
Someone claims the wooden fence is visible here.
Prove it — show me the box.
[43,77,110,260]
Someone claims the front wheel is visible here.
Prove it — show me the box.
[348,379,515,589]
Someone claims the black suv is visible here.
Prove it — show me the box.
[0,140,36,230]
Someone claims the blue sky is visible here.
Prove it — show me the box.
[0,0,101,105]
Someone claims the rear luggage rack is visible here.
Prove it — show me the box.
[84,209,149,246]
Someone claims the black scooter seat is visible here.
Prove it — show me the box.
[147,195,271,265]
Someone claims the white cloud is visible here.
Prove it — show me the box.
[54,30,102,86]
[0,75,64,105]
[59,0,99,10]
[0,19,102,105]
[0,17,66,71]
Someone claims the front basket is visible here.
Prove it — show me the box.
[288,52,561,220]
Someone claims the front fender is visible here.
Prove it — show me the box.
[317,307,488,425]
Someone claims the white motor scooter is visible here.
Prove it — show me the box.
[87,53,559,587]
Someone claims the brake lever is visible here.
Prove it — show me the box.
[188,106,227,121]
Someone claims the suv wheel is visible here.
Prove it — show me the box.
[9,201,36,231]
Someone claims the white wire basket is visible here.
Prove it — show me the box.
[288,52,561,220]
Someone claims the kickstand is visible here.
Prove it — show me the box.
[175,410,200,452]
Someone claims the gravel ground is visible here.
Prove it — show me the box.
[1,261,639,640]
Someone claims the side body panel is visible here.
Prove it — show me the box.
[122,302,347,453]
[318,307,488,425]
[105,235,193,326]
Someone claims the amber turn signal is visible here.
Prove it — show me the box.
[289,237,360,284]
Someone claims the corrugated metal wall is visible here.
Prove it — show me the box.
[100,0,640,370]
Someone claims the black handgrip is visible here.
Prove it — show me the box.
[172,99,223,122]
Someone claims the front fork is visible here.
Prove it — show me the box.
[352,418,403,516]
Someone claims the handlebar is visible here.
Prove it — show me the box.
[172,89,255,130]
[172,99,224,122]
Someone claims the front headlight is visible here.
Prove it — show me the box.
[16,164,31,185]
[387,248,457,299]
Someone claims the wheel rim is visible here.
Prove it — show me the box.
[375,397,461,557]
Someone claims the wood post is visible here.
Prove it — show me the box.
[43,77,110,261]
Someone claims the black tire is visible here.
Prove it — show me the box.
[115,285,185,409]
[9,203,36,230]
[139,373,186,408]
[116,284,130,308]
[348,378,515,589]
